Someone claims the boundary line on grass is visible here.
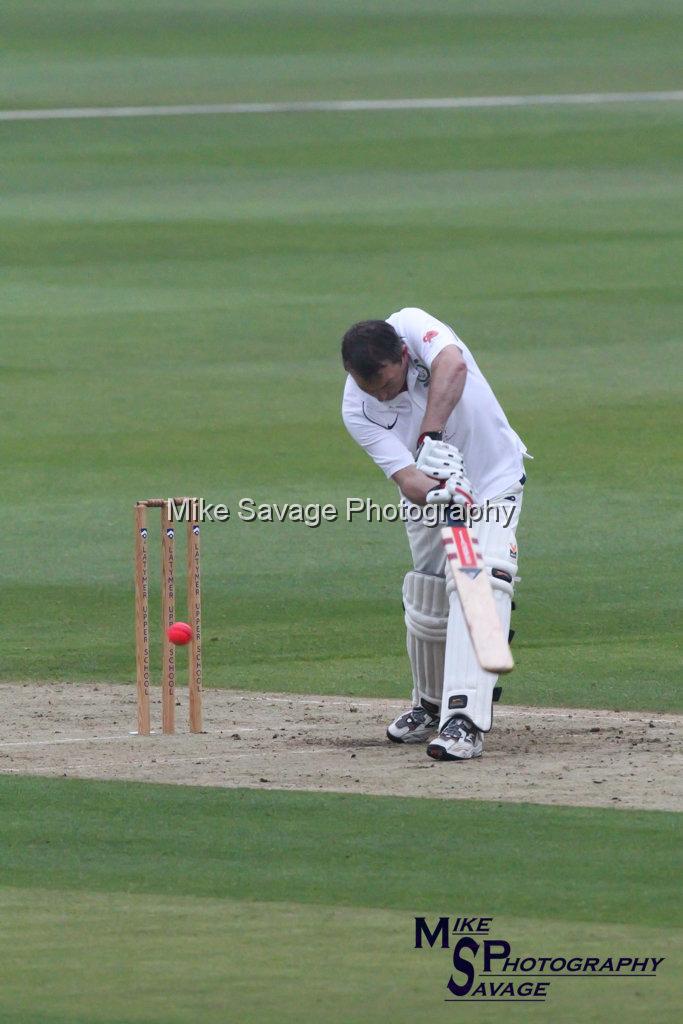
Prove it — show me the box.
[2,90,682,123]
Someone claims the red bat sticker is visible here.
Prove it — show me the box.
[451,526,478,568]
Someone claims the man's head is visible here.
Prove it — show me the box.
[341,320,409,402]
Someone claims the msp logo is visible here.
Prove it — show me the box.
[414,916,665,1004]
[412,358,431,385]
[423,330,439,343]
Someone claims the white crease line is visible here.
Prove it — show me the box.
[0,724,351,751]
[15,687,679,723]
[2,91,682,123]
[229,695,379,709]
[224,696,680,724]
[0,705,677,751]
[0,748,333,774]
[495,707,679,723]
[229,693,376,706]
[0,733,140,749]
[0,728,256,749]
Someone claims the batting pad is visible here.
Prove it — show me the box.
[442,580,512,732]
[403,571,449,712]
[441,519,516,732]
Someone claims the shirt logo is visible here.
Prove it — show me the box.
[412,358,431,385]
[362,402,399,430]
[423,330,439,343]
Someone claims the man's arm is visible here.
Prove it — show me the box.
[392,460,475,508]
[392,465,440,506]
[418,346,467,435]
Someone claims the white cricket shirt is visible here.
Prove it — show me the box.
[342,307,527,501]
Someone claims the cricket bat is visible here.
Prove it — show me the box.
[441,516,514,674]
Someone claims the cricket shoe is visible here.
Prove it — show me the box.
[426,715,483,761]
[387,706,439,744]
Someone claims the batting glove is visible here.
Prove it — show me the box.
[425,471,475,508]
[415,436,465,481]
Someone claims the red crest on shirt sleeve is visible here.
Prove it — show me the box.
[423,330,439,343]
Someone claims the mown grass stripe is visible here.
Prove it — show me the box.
[2,90,683,122]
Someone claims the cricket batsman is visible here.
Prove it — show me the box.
[341,308,528,760]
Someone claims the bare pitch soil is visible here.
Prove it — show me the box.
[0,683,680,811]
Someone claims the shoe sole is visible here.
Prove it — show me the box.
[426,743,482,761]
[386,728,435,745]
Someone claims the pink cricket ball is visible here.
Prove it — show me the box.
[166,621,193,645]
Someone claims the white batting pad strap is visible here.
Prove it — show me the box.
[403,571,449,708]
[446,571,511,599]
[474,517,518,568]
[478,515,519,595]
[489,568,514,598]
[445,556,516,596]
[484,554,517,579]
[441,584,512,732]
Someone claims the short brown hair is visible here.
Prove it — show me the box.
[341,320,403,380]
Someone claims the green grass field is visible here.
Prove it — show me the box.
[2,4,681,709]
[0,776,680,1023]
[1,2,681,1021]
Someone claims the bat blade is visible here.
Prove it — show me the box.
[441,524,514,674]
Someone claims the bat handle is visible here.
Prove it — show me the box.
[445,504,470,526]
